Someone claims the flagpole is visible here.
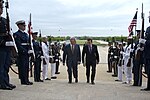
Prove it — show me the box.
[135,8,138,41]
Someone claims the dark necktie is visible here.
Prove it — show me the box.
[71,45,74,53]
[89,45,92,53]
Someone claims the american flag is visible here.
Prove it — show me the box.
[128,11,138,35]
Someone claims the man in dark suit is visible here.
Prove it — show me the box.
[63,37,81,83]
[82,38,99,85]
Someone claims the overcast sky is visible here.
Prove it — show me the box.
[2,0,150,36]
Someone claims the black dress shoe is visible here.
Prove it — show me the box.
[0,86,13,90]
[141,88,150,91]
[27,82,33,85]
[21,83,30,85]
[51,76,57,79]
[39,80,44,82]
[112,74,117,77]
[68,81,72,84]
[91,82,95,85]
[8,84,16,89]
[45,78,51,80]
[115,79,122,82]
[87,80,89,83]
[55,72,60,74]
[122,82,127,84]
[75,79,78,83]
[107,71,112,73]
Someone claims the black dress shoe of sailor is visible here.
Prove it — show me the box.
[8,84,16,89]
[0,86,13,90]
[28,82,33,85]
[141,88,150,91]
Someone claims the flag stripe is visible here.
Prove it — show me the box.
[128,11,138,35]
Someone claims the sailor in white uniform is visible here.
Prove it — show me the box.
[41,37,51,80]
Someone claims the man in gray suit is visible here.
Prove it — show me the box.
[63,37,81,83]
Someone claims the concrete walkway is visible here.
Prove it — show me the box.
[0,46,150,100]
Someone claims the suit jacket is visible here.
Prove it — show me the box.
[63,44,81,66]
[82,44,99,64]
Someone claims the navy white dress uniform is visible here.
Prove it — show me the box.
[116,42,124,82]
[133,30,143,86]
[32,32,43,82]
[123,37,134,84]
[0,0,16,90]
[41,38,50,80]
[14,20,33,85]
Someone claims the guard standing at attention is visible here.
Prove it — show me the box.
[14,20,33,85]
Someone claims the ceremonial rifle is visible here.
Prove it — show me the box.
[135,3,145,60]
[28,13,35,77]
[39,30,47,65]
[5,0,18,61]
[118,38,124,66]
[127,9,138,67]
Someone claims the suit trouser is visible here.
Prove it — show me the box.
[67,63,78,81]
[145,59,150,89]
[18,54,29,84]
[133,60,142,86]
[86,62,96,82]
[34,58,41,81]
[0,49,11,87]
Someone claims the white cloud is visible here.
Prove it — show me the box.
[1,0,150,36]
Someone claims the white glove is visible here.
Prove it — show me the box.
[113,46,116,49]
[5,41,15,46]
[49,56,54,58]
[130,49,134,53]
[120,51,123,54]
[111,52,113,55]
[140,47,144,51]
[28,50,34,54]
[125,54,129,58]
[139,39,146,44]
[114,56,117,59]
[136,47,140,51]
[40,56,45,59]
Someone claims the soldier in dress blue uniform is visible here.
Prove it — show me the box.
[32,32,43,82]
[133,30,143,86]
[0,0,16,90]
[140,26,150,91]
[13,20,33,85]
[107,42,113,73]
[54,42,61,74]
